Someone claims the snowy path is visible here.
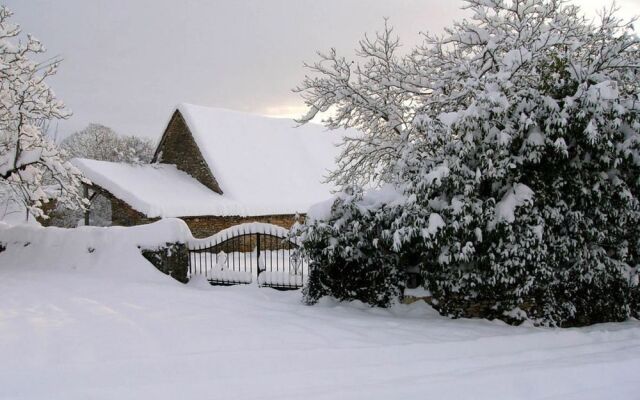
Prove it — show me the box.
[1,270,639,400]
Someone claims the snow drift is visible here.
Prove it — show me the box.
[0,220,639,400]
[0,218,191,282]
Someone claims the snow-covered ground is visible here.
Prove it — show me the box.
[1,222,639,399]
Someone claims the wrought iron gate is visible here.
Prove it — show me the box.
[187,223,306,290]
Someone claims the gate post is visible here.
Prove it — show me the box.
[256,232,262,273]
[83,184,90,226]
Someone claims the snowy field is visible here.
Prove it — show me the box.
[1,221,640,399]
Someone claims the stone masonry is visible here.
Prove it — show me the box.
[99,183,302,238]
[182,214,301,238]
[153,110,223,194]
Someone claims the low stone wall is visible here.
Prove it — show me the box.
[182,214,302,238]
[141,242,189,283]
[403,292,537,324]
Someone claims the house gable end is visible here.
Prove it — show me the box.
[153,110,223,194]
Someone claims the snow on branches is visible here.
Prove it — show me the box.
[61,123,155,165]
[0,6,87,221]
[294,21,415,188]
[295,0,640,325]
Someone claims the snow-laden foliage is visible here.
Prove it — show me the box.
[61,123,155,165]
[48,124,155,227]
[295,0,640,326]
[0,6,86,221]
[298,187,405,306]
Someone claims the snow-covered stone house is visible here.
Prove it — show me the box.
[72,103,340,237]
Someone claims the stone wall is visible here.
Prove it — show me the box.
[141,242,189,283]
[108,194,159,227]
[104,184,301,238]
[182,214,302,238]
[95,178,302,237]
[153,111,223,194]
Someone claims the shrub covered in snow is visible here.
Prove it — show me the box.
[297,187,405,306]
[295,0,640,326]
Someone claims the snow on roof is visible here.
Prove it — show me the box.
[72,158,265,218]
[175,103,342,214]
[72,104,346,218]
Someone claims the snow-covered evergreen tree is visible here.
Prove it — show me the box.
[0,6,86,222]
[295,0,640,325]
[299,186,406,307]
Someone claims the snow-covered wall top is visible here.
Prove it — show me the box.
[0,219,293,249]
[188,221,295,246]
[0,219,193,282]
[0,218,193,248]
[176,103,343,215]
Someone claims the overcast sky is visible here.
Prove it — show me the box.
[5,0,640,141]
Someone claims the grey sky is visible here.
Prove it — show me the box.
[5,0,640,141]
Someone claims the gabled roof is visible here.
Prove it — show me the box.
[74,104,345,217]
[155,103,343,214]
[73,159,247,218]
